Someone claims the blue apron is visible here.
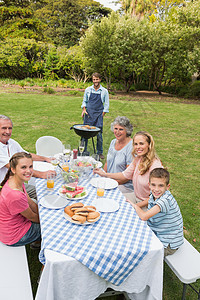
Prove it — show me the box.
[84,92,103,128]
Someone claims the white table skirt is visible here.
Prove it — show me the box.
[36,233,163,300]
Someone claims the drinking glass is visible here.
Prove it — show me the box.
[51,158,59,167]
[97,178,105,198]
[63,144,71,156]
[47,173,55,190]
[79,140,84,156]
[91,154,99,176]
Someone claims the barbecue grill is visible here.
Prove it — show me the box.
[70,124,101,154]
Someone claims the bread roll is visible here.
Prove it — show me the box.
[74,207,89,216]
[84,205,96,212]
[87,211,100,223]
[70,202,84,211]
[64,206,74,217]
[72,214,86,224]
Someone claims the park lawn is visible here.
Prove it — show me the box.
[0,91,199,299]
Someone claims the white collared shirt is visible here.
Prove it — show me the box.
[0,138,25,182]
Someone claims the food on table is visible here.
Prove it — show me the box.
[72,214,86,224]
[70,202,84,211]
[63,182,77,191]
[74,207,90,216]
[64,206,74,217]
[62,165,69,172]
[60,185,86,199]
[84,205,96,212]
[62,170,79,183]
[64,203,100,224]
[74,160,92,167]
[87,211,100,223]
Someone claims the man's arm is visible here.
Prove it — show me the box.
[102,88,109,113]
[31,153,52,163]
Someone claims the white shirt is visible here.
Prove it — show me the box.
[0,138,25,182]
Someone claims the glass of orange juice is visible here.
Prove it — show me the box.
[47,173,55,190]
[62,163,69,172]
[97,178,105,198]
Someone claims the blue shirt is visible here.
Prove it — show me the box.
[81,85,109,113]
[147,190,184,249]
[107,139,134,191]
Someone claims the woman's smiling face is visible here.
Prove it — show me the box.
[133,135,149,157]
[113,124,127,142]
[12,157,33,182]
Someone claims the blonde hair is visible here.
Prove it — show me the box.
[132,131,159,175]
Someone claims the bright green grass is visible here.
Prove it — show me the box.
[0,92,199,299]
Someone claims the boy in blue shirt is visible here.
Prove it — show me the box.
[127,168,184,256]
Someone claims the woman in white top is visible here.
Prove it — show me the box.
[104,116,134,193]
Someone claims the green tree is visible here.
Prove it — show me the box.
[80,12,120,89]
[58,45,88,82]
[117,0,186,19]
[0,5,47,41]
[32,0,111,47]
[0,38,48,78]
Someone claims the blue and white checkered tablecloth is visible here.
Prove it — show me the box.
[36,173,153,286]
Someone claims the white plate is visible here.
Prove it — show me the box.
[40,195,69,209]
[33,161,55,172]
[90,177,118,189]
[63,211,100,225]
[58,188,88,200]
[93,198,119,213]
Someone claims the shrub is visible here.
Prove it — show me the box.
[43,87,55,94]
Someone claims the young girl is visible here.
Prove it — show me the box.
[0,152,41,247]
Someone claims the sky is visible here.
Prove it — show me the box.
[95,0,121,11]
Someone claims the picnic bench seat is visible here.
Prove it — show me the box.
[0,242,33,300]
[164,238,200,299]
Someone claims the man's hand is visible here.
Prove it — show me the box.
[41,170,56,179]
[81,107,88,118]
[45,157,53,163]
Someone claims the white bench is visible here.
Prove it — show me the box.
[164,238,200,299]
[0,242,33,300]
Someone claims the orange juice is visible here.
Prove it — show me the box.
[97,188,104,197]
[47,180,54,189]
[62,165,69,172]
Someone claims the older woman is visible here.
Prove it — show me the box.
[95,131,163,208]
[104,116,134,193]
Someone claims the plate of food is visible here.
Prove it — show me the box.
[63,203,101,225]
[90,177,118,189]
[40,195,70,209]
[59,183,88,200]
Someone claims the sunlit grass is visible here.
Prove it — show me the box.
[0,90,199,299]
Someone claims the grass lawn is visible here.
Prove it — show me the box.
[0,89,199,299]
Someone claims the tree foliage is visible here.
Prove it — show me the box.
[80,2,200,92]
[0,5,47,41]
[118,0,186,20]
[31,0,111,47]
[0,38,48,78]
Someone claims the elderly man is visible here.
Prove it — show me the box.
[0,115,56,199]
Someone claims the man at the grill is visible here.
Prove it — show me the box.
[81,73,109,160]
